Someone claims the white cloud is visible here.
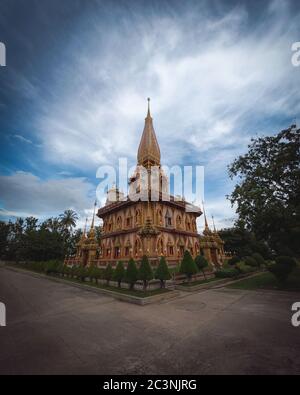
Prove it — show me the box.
[13,134,33,144]
[3,0,300,228]
[0,172,97,224]
[31,0,300,174]
[197,197,237,232]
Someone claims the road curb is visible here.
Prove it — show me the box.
[3,265,180,305]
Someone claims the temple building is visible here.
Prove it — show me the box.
[65,100,226,268]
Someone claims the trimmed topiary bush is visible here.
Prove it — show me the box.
[138,255,154,291]
[104,263,114,285]
[76,265,88,282]
[28,261,45,272]
[244,256,258,267]
[44,260,61,275]
[93,267,103,284]
[267,256,296,284]
[236,261,256,274]
[87,264,97,283]
[228,255,240,266]
[65,265,73,278]
[113,261,125,288]
[252,253,265,267]
[215,267,239,278]
[195,255,209,279]
[125,258,138,290]
[155,256,171,288]
[179,250,198,282]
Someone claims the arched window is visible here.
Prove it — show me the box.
[126,212,132,227]
[176,215,182,228]
[125,239,131,257]
[156,209,163,225]
[165,209,172,227]
[134,238,142,257]
[103,219,107,232]
[114,246,121,258]
[135,209,141,225]
[177,239,185,256]
[116,216,122,229]
[192,219,197,232]
[185,217,191,231]
[108,218,114,232]
[157,238,164,255]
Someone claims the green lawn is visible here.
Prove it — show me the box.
[227,267,300,292]
[47,274,171,297]
[6,263,171,298]
[23,270,170,298]
[180,277,218,287]
[90,282,170,298]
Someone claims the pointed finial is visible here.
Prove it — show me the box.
[147,97,151,117]
[211,215,217,232]
[202,200,209,229]
[83,217,88,237]
[91,199,97,229]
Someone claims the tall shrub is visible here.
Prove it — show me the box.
[125,258,138,290]
[195,255,209,279]
[104,263,113,286]
[252,252,265,267]
[155,256,171,288]
[179,250,198,282]
[138,255,153,291]
[267,256,296,284]
[113,261,125,288]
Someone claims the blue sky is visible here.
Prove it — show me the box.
[0,0,300,230]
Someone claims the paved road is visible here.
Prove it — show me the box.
[0,267,299,375]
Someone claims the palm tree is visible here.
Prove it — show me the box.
[42,217,61,232]
[59,210,78,232]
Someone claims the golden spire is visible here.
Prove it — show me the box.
[79,217,88,243]
[211,215,217,233]
[202,200,209,229]
[137,98,161,167]
[83,217,88,236]
[90,199,97,229]
[147,97,151,117]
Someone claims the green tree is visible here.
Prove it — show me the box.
[113,261,125,288]
[138,255,154,291]
[195,255,209,279]
[179,250,198,282]
[64,265,72,278]
[0,221,10,259]
[244,256,258,267]
[88,264,97,283]
[218,227,271,259]
[59,209,78,232]
[227,255,240,266]
[45,260,61,275]
[24,217,38,232]
[93,267,103,284]
[267,256,296,284]
[9,218,25,262]
[228,125,300,256]
[154,256,171,288]
[75,265,88,282]
[65,228,82,257]
[252,252,265,267]
[125,258,138,290]
[104,263,113,286]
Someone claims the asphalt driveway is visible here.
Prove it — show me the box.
[0,267,299,374]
